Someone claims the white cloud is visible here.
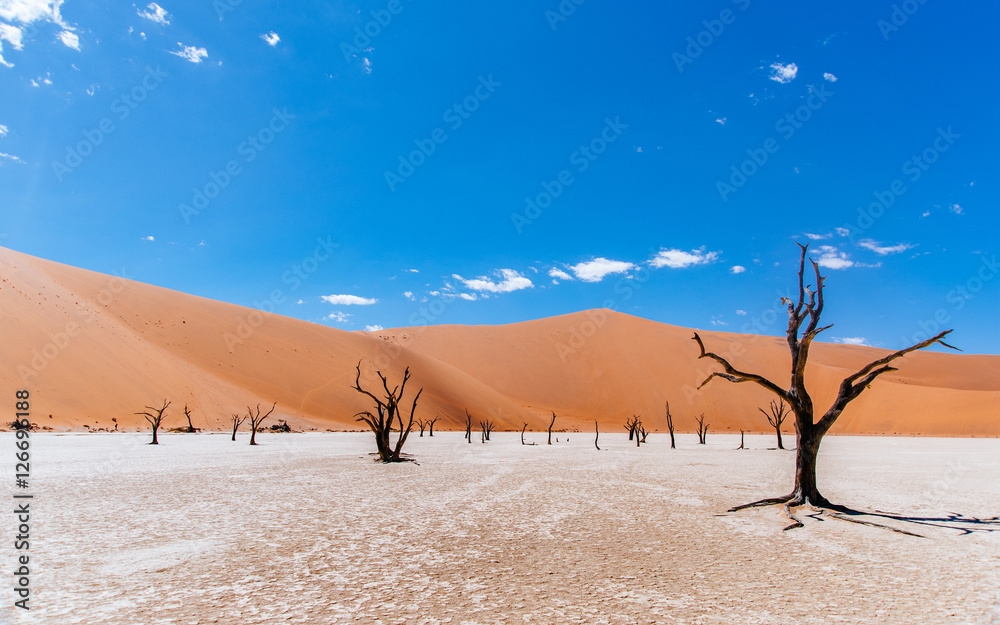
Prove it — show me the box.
[140,235,154,241]
[296,299,304,304]
[405,268,419,273]
[649,248,718,269]
[823,72,838,82]
[321,294,377,306]
[453,268,533,293]
[736,309,748,316]
[361,56,372,74]
[834,336,869,346]
[326,312,351,323]
[835,227,850,237]
[0,0,68,24]
[730,265,746,274]
[858,239,914,256]
[138,3,170,25]
[29,73,52,87]
[548,268,573,282]
[403,291,414,301]
[0,152,25,164]
[260,31,280,46]
[0,23,22,67]
[170,42,208,63]
[0,124,7,136]
[715,117,726,126]
[364,324,383,332]
[921,210,931,218]
[769,62,798,83]
[950,203,964,215]
[57,30,79,50]
[804,232,831,240]
[815,245,853,270]
[635,146,643,153]
[458,293,477,301]
[710,316,728,326]
[569,258,635,282]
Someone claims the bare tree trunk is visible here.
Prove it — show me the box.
[736,429,745,450]
[594,420,600,450]
[465,410,472,444]
[547,412,556,445]
[521,422,527,445]
[429,416,439,437]
[665,401,676,449]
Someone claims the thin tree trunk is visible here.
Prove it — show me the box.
[775,426,784,450]
[594,420,600,450]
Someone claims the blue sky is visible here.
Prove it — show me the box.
[1,0,998,353]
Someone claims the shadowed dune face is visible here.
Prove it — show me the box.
[2,246,998,435]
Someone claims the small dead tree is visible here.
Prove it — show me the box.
[231,412,247,441]
[624,415,637,440]
[183,404,198,433]
[736,429,745,450]
[352,362,422,462]
[136,399,170,445]
[695,414,708,444]
[521,422,528,445]
[595,420,601,450]
[247,402,276,446]
[428,416,440,437]
[547,411,557,445]
[638,421,650,445]
[464,410,472,443]
[759,398,790,450]
[694,242,958,525]
[665,401,676,449]
[416,418,428,437]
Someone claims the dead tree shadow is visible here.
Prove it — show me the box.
[799,504,1000,537]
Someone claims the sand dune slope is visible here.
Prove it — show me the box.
[1,247,997,435]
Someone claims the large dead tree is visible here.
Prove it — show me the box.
[759,398,790,450]
[547,411,557,445]
[352,362,422,462]
[695,414,709,444]
[231,413,247,441]
[247,402,276,446]
[136,399,170,445]
[694,242,957,522]
[665,401,676,449]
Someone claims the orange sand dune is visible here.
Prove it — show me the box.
[1,246,997,436]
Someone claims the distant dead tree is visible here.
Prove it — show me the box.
[694,242,958,527]
[136,399,170,445]
[246,402,276,446]
[521,422,528,445]
[416,418,428,437]
[547,411,557,445]
[665,401,676,449]
[759,398,790,450]
[182,404,198,433]
[231,412,246,441]
[595,420,601,450]
[428,416,440,437]
[464,410,472,443]
[352,362,422,462]
[624,415,639,440]
[638,421,650,445]
[695,414,708,444]
[736,430,745,450]
[479,419,494,443]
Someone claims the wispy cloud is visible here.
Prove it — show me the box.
[453,268,533,293]
[858,239,914,255]
[769,61,798,83]
[402,291,415,301]
[815,245,853,270]
[570,258,635,282]
[548,268,573,282]
[649,248,718,269]
[835,227,850,237]
[260,31,280,46]
[834,336,869,346]
[0,23,23,67]
[364,324,383,332]
[0,124,7,136]
[950,203,964,215]
[170,42,208,64]
[326,312,351,323]
[0,152,25,164]
[321,294,377,305]
[140,235,155,241]
[804,232,832,240]
[58,30,79,50]
[138,3,170,25]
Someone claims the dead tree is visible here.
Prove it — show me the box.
[521,422,528,445]
[231,412,247,441]
[736,429,745,450]
[428,416,440,437]
[479,419,494,441]
[694,242,958,524]
[352,362,422,462]
[247,402,276,446]
[665,401,676,449]
[416,418,428,437]
[595,420,601,450]
[547,411,557,445]
[624,415,639,440]
[464,410,472,443]
[695,414,709,444]
[759,398,790,450]
[136,399,170,445]
[638,422,650,444]
[183,404,198,433]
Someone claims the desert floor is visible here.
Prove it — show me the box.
[3,432,1000,624]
